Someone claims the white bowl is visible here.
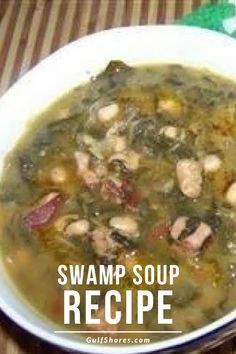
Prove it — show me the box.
[0,25,235,354]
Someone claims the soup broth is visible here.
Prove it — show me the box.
[0,62,235,341]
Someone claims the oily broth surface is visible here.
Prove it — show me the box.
[0,63,235,340]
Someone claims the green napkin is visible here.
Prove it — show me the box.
[177,1,236,37]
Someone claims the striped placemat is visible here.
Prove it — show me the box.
[0,0,220,95]
[0,0,235,353]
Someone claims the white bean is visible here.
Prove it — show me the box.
[203,154,222,173]
[160,126,185,140]
[176,159,202,199]
[98,103,119,123]
[65,219,90,236]
[54,215,78,232]
[170,216,188,240]
[109,216,139,238]
[184,222,212,253]
[225,182,236,206]
[160,126,178,139]
[90,227,119,259]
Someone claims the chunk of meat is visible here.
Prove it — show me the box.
[103,178,124,204]
[121,178,140,209]
[103,178,140,209]
[23,192,62,230]
[176,159,203,198]
[170,216,187,240]
[82,169,100,188]
[147,220,170,241]
[109,216,139,239]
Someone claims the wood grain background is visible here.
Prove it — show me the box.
[0,0,235,353]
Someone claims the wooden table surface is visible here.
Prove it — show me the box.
[0,0,235,353]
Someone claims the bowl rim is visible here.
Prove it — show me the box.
[0,24,235,353]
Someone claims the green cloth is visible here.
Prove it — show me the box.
[177,2,236,38]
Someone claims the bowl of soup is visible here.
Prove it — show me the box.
[0,25,235,353]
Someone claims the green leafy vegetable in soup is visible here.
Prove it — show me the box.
[0,62,235,340]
